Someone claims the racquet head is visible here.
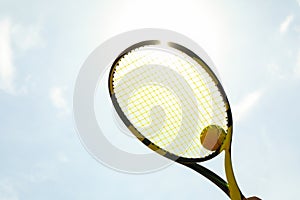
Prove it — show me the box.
[108,40,233,163]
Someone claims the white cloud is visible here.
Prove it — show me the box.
[0,19,16,94]
[0,17,45,95]
[12,22,45,50]
[280,15,294,34]
[233,89,263,122]
[50,87,70,116]
[297,0,300,6]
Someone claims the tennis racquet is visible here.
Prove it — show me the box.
[108,40,244,200]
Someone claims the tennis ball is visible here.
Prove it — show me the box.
[200,125,226,151]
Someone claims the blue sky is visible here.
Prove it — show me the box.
[1,0,300,199]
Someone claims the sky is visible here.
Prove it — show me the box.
[0,0,300,199]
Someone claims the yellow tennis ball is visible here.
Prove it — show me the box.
[200,125,226,151]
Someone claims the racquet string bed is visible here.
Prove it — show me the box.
[111,45,228,159]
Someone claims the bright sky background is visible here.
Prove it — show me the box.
[1,0,300,199]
